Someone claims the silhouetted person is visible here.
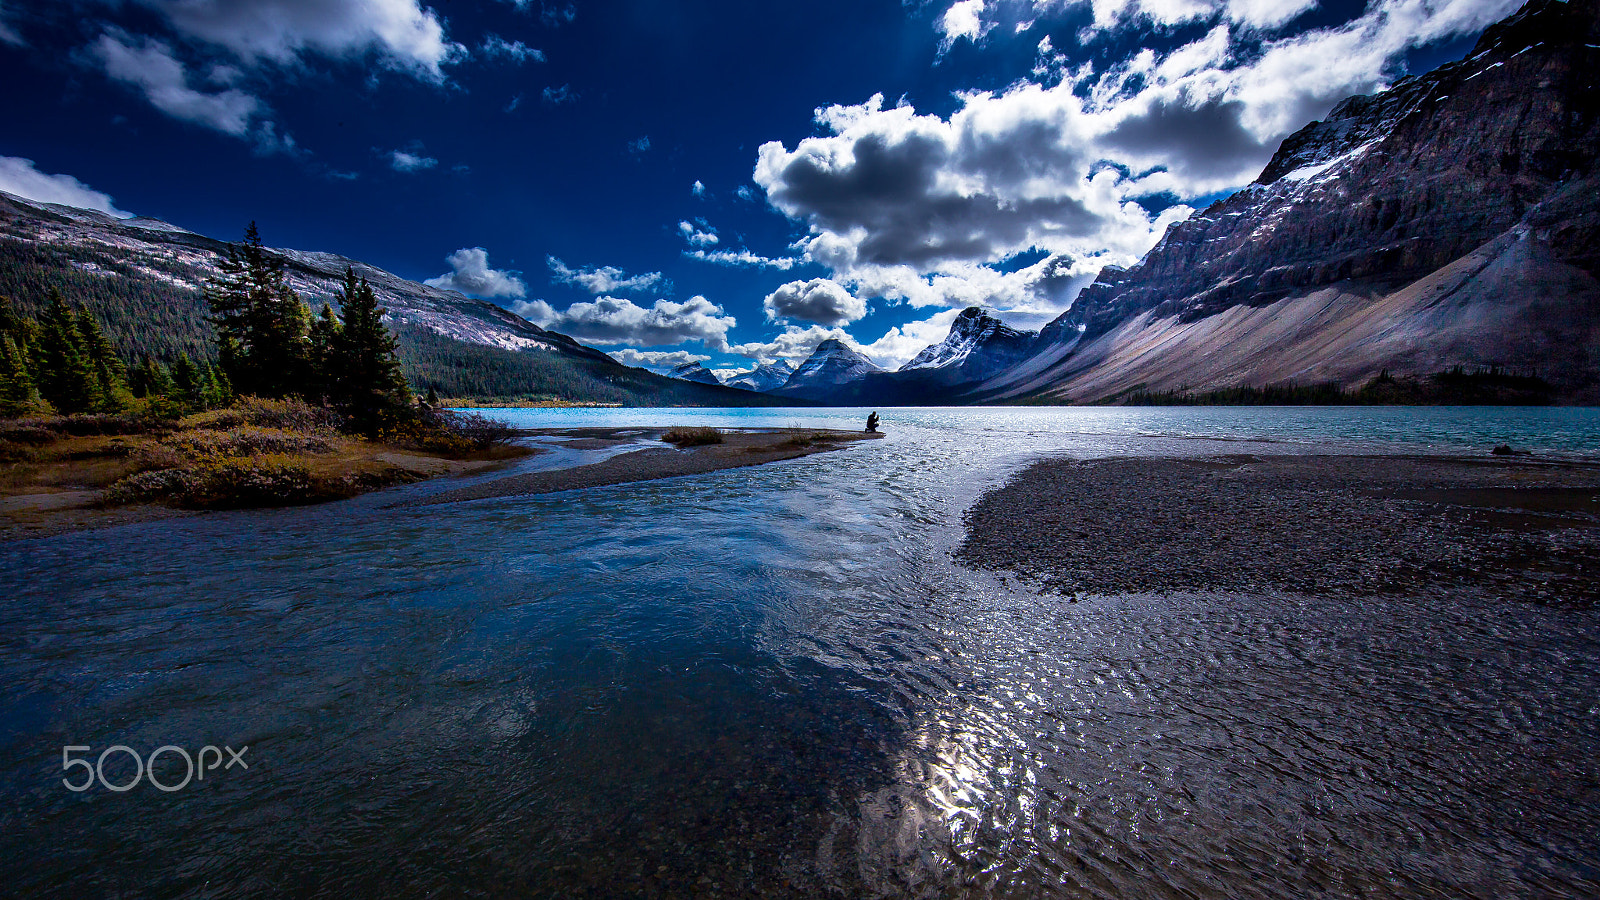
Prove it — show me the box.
[865,411,880,433]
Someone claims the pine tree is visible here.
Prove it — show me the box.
[172,353,200,402]
[0,334,40,416]
[207,222,312,398]
[308,302,342,404]
[330,266,411,426]
[75,306,128,411]
[34,290,96,413]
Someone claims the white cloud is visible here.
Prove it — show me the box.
[691,179,707,197]
[628,136,651,154]
[547,257,666,294]
[139,0,465,82]
[542,84,577,104]
[387,148,437,172]
[425,247,527,299]
[735,185,756,202]
[678,219,719,248]
[684,248,799,269]
[0,156,131,217]
[856,308,965,369]
[764,278,867,326]
[726,324,856,363]
[533,295,737,347]
[940,0,991,50]
[480,34,544,64]
[90,30,263,138]
[608,348,711,370]
[755,0,1520,325]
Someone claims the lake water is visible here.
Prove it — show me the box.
[2,407,1598,898]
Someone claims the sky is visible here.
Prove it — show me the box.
[0,0,1520,378]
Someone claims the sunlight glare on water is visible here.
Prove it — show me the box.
[0,406,1597,897]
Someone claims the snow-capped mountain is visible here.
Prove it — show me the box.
[668,361,723,385]
[979,0,1600,403]
[0,190,778,405]
[725,359,793,393]
[0,189,603,360]
[778,339,882,399]
[900,307,1036,379]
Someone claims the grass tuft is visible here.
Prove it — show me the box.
[663,426,724,447]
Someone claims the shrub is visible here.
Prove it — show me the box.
[663,426,723,447]
[105,454,315,508]
[178,396,342,435]
[374,408,517,455]
[164,425,334,457]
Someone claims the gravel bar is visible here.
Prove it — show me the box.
[958,453,1600,605]
[410,428,880,505]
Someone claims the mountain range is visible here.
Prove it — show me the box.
[0,191,772,406]
[4,0,1595,408]
[771,0,1600,405]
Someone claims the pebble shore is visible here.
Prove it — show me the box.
[959,453,1600,605]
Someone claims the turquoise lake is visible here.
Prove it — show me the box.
[2,406,1597,897]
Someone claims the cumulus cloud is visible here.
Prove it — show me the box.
[89,30,263,138]
[542,83,577,104]
[940,0,992,51]
[138,0,464,82]
[532,295,737,347]
[856,308,965,369]
[755,0,1520,323]
[387,148,437,171]
[726,324,856,363]
[547,257,666,294]
[480,34,543,64]
[425,247,527,299]
[691,180,707,197]
[608,348,710,370]
[764,278,867,326]
[0,156,131,217]
[678,219,719,248]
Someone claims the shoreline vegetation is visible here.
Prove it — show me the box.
[0,397,534,541]
[959,452,1600,606]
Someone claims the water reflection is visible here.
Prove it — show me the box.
[1,408,1597,897]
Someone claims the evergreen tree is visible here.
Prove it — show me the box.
[425,384,439,406]
[129,355,176,399]
[206,222,312,398]
[0,334,40,416]
[329,266,411,426]
[172,353,200,401]
[34,290,96,413]
[75,306,128,410]
[308,302,342,403]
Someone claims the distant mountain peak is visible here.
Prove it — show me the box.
[900,307,1035,375]
[668,361,723,385]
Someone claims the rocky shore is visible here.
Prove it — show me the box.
[959,454,1600,605]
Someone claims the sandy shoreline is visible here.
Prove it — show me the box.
[407,427,880,506]
[958,453,1600,605]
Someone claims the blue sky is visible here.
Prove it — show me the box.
[0,0,1513,377]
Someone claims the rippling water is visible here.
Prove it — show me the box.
[2,407,1597,898]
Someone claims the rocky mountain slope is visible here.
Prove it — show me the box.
[0,191,771,406]
[777,339,883,400]
[668,361,723,385]
[900,307,1037,379]
[726,359,793,393]
[978,0,1600,403]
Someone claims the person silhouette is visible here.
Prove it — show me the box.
[865,411,880,433]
